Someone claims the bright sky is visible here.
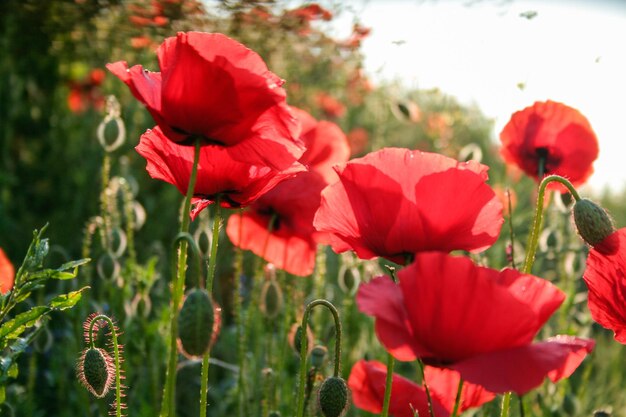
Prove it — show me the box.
[333,0,626,194]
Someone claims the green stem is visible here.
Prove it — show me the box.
[199,198,222,417]
[161,138,202,417]
[450,378,464,417]
[502,175,580,417]
[89,315,123,417]
[380,352,395,417]
[233,210,246,417]
[522,175,580,275]
[417,359,435,417]
[296,299,342,417]
[500,392,511,417]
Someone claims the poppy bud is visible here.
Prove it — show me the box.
[289,323,314,356]
[318,376,349,417]
[593,411,611,417]
[178,288,221,358]
[337,266,360,295]
[77,347,115,398]
[562,392,579,416]
[268,412,281,417]
[310,345,328,368]
[573,198,615,246]
[260,278,283,319]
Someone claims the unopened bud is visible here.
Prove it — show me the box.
[178,288,221,358]
[318,377,349,417]
[311,345,328,368]
[77,347,115,398]
[573,198,615,246]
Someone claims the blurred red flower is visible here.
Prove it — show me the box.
[136,127,304,219]
[348,360,494,417]
[346,127,369,156]
[339,23,372,49]
[583,228,626,343]
[290,107,350,183]
[67,68,105,113]
[108,32,304,170]
[357,252,595,394]
[226,171,327,276]
[313,148,503,264]
[0,248,14,295]
[315,92,346,119]
[285,3,333,22]
[500,100,598,189]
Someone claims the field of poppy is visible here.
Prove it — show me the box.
[2,1,626,417]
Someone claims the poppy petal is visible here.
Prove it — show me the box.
[0,248,15,295]
[451,336,594,394]
[399,253,563,362]
[356,276,427,360]
[583,228,626,343]
[348,360,449,417]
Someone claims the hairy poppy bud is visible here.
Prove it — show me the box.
[573,198,615,246]
[178,288,221,358]
[260,278,283,319]
[77,347,115,398]
[318,377,349,417]
[311,345,328,368]
[593,411,611,417]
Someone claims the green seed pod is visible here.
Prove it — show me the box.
[289,323,313,356]
[573,198,615,246]
[311,345,328,368]
[337,266,361,295]
[77,347,115,398]
[293,325,304,355]
[260,279,283,319]
[318,377,349,417]
[562,392,579,416]
[178,288,220,358]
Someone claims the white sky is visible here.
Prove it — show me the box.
[332,0,626,194]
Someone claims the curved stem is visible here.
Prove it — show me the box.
[89,315,123,417]
[296,299,342,417]
[522,175,580,275]
[199,197,222,417]
[380,352,395,417]
[504,174,580,417]
[161,138,202,417]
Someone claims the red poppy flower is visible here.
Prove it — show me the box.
[290,107,350,183]
[357,252,595,394]
[500,100,599,189]
[107,32,304,170]
[0,248,14,295]
[348,360,494,417]
[225,171,326,276]
[583,228,626,343]
[313,148,503,264]
[314,92,346,119]
[136,127,305,219]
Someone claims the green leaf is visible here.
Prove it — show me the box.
[57,258,90,271]
[0,385,4,404]
[49,287,88,311]
[0,306,49,340]
[7,363,17,379]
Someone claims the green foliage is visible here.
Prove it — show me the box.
[0,226,89,401]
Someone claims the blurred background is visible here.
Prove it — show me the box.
[1,1,625,416]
